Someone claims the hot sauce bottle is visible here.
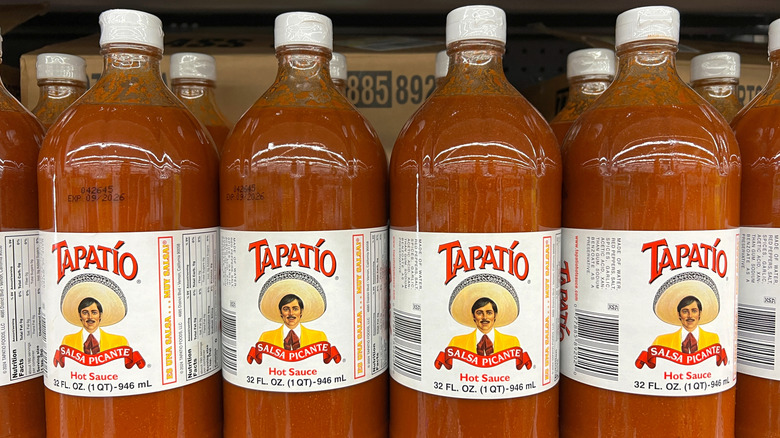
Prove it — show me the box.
[170,52,232,153]
[0,33,46,438]
[731,19,780,438]
[690,52,743,123]
[220,11,388,438]
[549,48,615,145]
[560,6,740,437]
[331,52,347,94]
[37,10,222,436]
[31,53,88,131]
[389,6,561,437]
[434,50,448,88]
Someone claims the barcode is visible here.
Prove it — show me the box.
[221,308,238,375]
[737,304,776,370]
[392,309,422,381]
[574,309,619,381]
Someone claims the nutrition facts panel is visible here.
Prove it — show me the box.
[182,231,221,381]
[0,232,43,386]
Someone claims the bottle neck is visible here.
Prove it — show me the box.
[171,78,218,101]
[439,39,514,95]
[84,43,178,106]
[592,39,697,108]
[101,43,162,75]
[37,79,88,98]
[615,40,679,83]
[258,44,350,109]
[567,75,613,101]
[764,50,780,95]
[691,78,739,99]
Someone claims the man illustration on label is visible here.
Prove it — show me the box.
[448,296,520,355]
[651,272,720,352]
[59,273,129,354]
[53,272,145,369]
[249,271,340,365]
[435,273,531,370]
[635,271,727,368]
[259,292,327,350]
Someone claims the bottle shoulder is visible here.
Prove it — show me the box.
[563,98,740,173]
[221,104,387,174]
[391,93,560,172]
[39,102,217,167]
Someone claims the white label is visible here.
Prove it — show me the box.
[560,228,738,396]
[220,227,388,392]
[390,230,560,400]
[40,229,221,397]
[0,231,43,386]
[738,227,780,380]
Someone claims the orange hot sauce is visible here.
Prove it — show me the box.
[37,10,221,437]
[390,6,560,437]
[0,40,46,438]
[220,12,388,438]
[31,53,88,131]
[731,21,780,438]
[690,52,743,123]
[560,7,740,437]
[549,48,614,145]
[170,52,231,153]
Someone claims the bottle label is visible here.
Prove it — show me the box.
[40,229,221,397]
[220,227,388,392]
[737,227,780,381]
[390,230,560,400]
[0,231,43,387]
[560,228,738,396]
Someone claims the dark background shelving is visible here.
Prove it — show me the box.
[4,1,780,89]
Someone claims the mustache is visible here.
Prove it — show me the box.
[479,319,491,324]
[85,319,96,324]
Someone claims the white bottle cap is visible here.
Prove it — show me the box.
[99,9,164,51]
[170,52,217,81]
[566,48,616,79]
[615,6,679,47]
[274,12,333,51]
[769,18,780,54]
[690,52,740,81]
[330,52,347,81]
[446,5,506,45]
[435,50,449,79]
[36,53,88,82]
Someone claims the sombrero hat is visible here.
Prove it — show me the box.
[60,273,127,327]
[449,273,519,328]
[653,272,720,326]
[258,271,326,323]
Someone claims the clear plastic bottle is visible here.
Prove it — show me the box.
[690,52,743,123]
[0,33,46,438]
[549,48,615,144]
[170,52,231,153]
[331,51,347,94]
[31,53,88,131]
[220,12,388,438]
[37,9,221,436]
[390,6,560,437]
[434,50,448,88]
[731,19,780,438]
[560,7,740,437]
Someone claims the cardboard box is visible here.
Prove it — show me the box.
[21,31,444,157]
[523,42,771,121]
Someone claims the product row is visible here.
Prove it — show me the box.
[0,4,778,438]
